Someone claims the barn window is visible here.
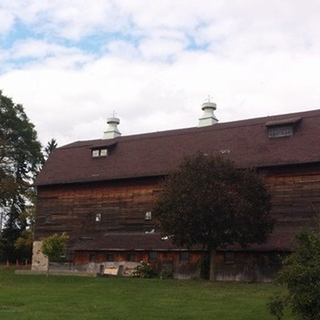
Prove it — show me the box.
[148,251,158,262]
[268,125,293,138]
[89,254,97,262]
[265,117,301,138]
[145,211,152,220]
[127,253,136,262]
[95,213,102,222]
[106,253,114,262]
[45,213,51,224]
[92,148,108,157]
[180,252,189,262]
[224,252,235,264]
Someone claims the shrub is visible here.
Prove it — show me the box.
[132,262,157,278]
[268,228,320,320]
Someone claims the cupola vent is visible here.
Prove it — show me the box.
[198,100,218,127]
[103,117,121,139]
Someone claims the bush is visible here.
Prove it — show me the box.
[267,296,285,320]
[132,262,157,278]
[268,228,320,320]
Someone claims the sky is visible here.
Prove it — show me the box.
[0,0,320,147]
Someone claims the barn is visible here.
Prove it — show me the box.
[32,102,320,281]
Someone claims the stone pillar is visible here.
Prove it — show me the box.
[31,241,48,271]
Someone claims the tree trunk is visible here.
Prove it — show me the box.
[46,259,50,277]
[209,248,216,281]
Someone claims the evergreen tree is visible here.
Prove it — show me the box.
[42,138,57,164]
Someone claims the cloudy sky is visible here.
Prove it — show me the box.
[0,0,320,147]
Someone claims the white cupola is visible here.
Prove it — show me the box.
[103,116,121,139]
[198,100,218,127]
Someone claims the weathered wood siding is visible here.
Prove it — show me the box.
[34,163,320,280]
[215,251,285,282]
[35,177,162,245]
[265,164,320,235]
[35,164,320,244]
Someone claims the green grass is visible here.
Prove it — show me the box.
[0,268,292,320]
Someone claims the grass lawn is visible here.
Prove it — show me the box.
[0,268,292,320]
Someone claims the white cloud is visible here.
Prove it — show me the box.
[9,39,81,59]
[139,37,186,60]
[1,0,320,146]
[0,8,14,34]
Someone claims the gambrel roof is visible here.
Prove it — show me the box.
[35,109,320,186]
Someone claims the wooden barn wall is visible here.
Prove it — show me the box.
[215,251,285,282]
[35,163,320,279]
[34,177,162,246]
[36,164,320,241]
[264,163,320,235]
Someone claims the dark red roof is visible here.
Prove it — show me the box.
[36,109,320,186]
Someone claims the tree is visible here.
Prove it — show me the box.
[153,153,274,281]
[42,138,57,164]
[41,232,69,275]
[0,90,43,262]
[268,227,320,320]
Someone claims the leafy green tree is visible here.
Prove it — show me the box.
[268,227,320,320]
[154,153,274,281]
[41,232,69,275]
[0,90,43,262]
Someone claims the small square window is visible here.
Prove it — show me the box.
[106,253,114,262]
[145,211,152,220]
[224,252,235,264]
[180,252,189,262]
[92,150,100,157]
[100,149,108,156]
[95,213,102,222]
[45,213,51,224]
[89,254,97,262]
[148,251,158,262]
[127,253,136,262]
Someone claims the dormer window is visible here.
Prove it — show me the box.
[266,117,301,139]
[92,148,108,157]
[90,142,117,158]
[268,125,293,138]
